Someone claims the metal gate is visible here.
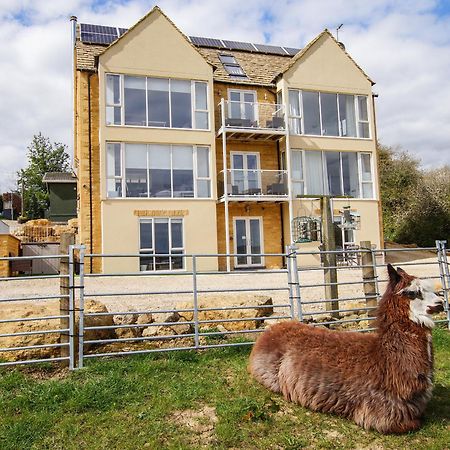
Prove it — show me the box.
[0,241,449,370]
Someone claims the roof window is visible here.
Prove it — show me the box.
[219,54,248,78]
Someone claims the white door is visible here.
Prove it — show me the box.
[229,90,257,122]
[231,153,261,195]
[234,218,264,267]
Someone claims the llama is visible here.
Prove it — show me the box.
[249,264,444,434]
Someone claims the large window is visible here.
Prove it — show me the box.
[105,74,209,130]
[106,143,211,199]
[291,150,374,198]
[288,90,370,138]
[139,218,184,271]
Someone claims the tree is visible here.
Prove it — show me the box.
[377,143,422,242]
[17,133,70,219]
[378,143,450,246]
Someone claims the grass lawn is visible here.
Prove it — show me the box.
[0,328,449,450]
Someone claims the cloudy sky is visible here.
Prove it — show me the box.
[0,0,449,191]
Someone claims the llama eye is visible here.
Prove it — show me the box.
[404,290,419,300]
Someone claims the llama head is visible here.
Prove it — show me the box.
[387,264,445,328]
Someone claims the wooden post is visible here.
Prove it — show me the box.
[321,196,339,318]
[360,240,377,317]
[60,232,75,365]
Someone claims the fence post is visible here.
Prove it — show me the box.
[78,245,86,369]
[360,241,377,317]
[192,255,200,348]
[290,246,302,322]
[286,246,295,319]
[59,232,75,366]
[436,240,450,330]
[321,196,339,318]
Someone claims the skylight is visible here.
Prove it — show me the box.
[219,54,248,78]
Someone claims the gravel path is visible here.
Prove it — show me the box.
[0,257,443,320]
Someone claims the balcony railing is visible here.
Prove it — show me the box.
[219,100,286,133]
[217,169,289,199]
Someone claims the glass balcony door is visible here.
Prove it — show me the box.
[234,217,263,267]
[228,90,257,123]
[231,153,261,195]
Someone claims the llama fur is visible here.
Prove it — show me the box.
[248,265,444,434]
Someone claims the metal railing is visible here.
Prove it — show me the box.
[219,100,286,131]
[0,242,449,370]
[217,169,288,198]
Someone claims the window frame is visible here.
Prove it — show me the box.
[288,89,303,135]
[106,143,212,199]
[290,149,305,197]
[105,73,210,131]
[288,89,371,139]
[293,149,376,199]
[139,217,185,272]
[227,89,257,122]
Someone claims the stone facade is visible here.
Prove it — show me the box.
[74,71,102,273]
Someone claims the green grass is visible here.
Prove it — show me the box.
[0,328,449,450]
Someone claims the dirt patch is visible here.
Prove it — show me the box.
[170,404,218,447]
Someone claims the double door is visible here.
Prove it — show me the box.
[234,217,264,267]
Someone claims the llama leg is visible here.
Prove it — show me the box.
[249,351,282,393]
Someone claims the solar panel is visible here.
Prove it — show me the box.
[80,32,118,45]
[223,40,256,52]
[118,28,128,36]
[80,23,117,35]
[283,47,301,56]
[253,44,286,55]
[189,36,225,49]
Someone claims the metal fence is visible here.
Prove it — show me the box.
[0,242,449,370]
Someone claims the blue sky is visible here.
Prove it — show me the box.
[0,0,450,191]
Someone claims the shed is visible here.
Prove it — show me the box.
[43,172,77,222]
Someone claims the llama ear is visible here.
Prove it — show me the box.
[387,264,401,285]
[396,267,407,277]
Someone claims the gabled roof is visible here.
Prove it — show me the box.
[98,6,214,69]
[75,11,374,87]
[273,29,374,85]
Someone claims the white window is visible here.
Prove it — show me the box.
[288,90,302,134]
[359,153,374,198]
[294,150,374,199]
[194,82,209,130]
[288,90,370,139]
[139,218,184,271]
[106,143,211,199]
[106,74,122,125]
[106,74,209,130]
[356,96,370,138]
[291,150,304,197]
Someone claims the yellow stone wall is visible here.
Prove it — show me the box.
[0,234,20,277]
[74,71,102,273]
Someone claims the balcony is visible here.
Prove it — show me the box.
[217,169,289,201]
[217,100,286,141]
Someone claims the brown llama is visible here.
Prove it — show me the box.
[249,264,445,434]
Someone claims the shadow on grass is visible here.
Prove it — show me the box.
[424,384,450,425]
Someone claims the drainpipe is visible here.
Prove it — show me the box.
[70,16,77,171]
[88,73,94,273]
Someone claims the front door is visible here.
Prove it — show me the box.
[234,217,264,267]
[231,153,261,195]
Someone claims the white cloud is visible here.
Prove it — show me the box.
[0,0,449,191]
